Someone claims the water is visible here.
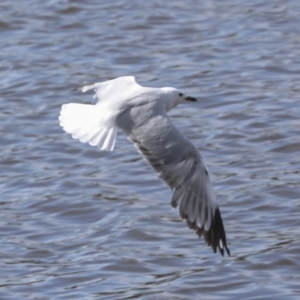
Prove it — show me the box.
[1,0,300,299]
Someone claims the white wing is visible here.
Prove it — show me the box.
[126,111,230,256]
[59,76,141,151]
[79,76,141,105]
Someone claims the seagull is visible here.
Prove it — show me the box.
[59,76,230,256]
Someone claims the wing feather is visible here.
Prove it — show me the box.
[128,113,230,256]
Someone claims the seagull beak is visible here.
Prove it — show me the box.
[185,96,197,102]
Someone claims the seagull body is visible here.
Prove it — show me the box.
[59,76,230,256]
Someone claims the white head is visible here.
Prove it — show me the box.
[161,87,197,111]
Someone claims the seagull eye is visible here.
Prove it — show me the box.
[179,93,183,97]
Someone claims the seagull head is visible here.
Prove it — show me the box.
[162,87,197,111]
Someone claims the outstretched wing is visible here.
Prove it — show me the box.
[128,113,230,256]
[79,76,141,105]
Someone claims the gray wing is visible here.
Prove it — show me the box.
[129,114,230,256]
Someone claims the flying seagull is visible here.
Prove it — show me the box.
[59,76,230,256]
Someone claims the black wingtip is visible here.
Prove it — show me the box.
[194,207,230,256]
[210,207,230,256]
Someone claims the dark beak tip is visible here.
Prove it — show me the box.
[185,96,197,102]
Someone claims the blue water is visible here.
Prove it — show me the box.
[1,1,300,299]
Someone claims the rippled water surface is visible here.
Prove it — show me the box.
[1,0,300,299]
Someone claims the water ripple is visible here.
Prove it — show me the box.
[1,0,300,299]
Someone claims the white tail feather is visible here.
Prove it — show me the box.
[90,128,109,148]
[101,127,117,151]
[78,127,99,143]
[59,103,117,151]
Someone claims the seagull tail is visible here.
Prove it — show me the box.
[59,103,117,151]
